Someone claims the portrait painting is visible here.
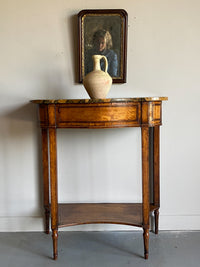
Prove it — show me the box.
[78,9,128,83]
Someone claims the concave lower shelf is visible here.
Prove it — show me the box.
[58,203,157,228]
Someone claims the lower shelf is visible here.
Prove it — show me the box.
[58,203,157,228]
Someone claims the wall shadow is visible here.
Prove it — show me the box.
[68,14,79,84]
[1,103,43,220]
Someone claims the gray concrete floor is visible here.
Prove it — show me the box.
[0,231,199,267]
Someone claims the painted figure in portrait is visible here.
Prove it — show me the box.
[85,29,118,77]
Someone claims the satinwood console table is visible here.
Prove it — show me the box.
[31,97,167,260]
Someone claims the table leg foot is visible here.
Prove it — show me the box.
[154,209,159,234]
[143,228,149,260]
[52,229,58,260]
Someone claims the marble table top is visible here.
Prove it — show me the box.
[31,97,168,104]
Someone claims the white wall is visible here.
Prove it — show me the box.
[0,0,200,231]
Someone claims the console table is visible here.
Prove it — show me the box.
[31,97,167,260]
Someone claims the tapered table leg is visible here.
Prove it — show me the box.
[41,128,50,234]
[154,209,159,235]
[143,229,149,259]
[52,229,58,260]
[142,127,150,259]
[49,125,58,260]
[153,126,160,234]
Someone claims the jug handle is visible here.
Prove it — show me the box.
[101,56,108,73]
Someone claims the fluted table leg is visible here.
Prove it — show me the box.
[41,129,50,234]
[142,127,150,259]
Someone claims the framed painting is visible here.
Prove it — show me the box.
[78,9,128,83]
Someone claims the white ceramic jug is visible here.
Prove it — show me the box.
[83,55,112,99]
